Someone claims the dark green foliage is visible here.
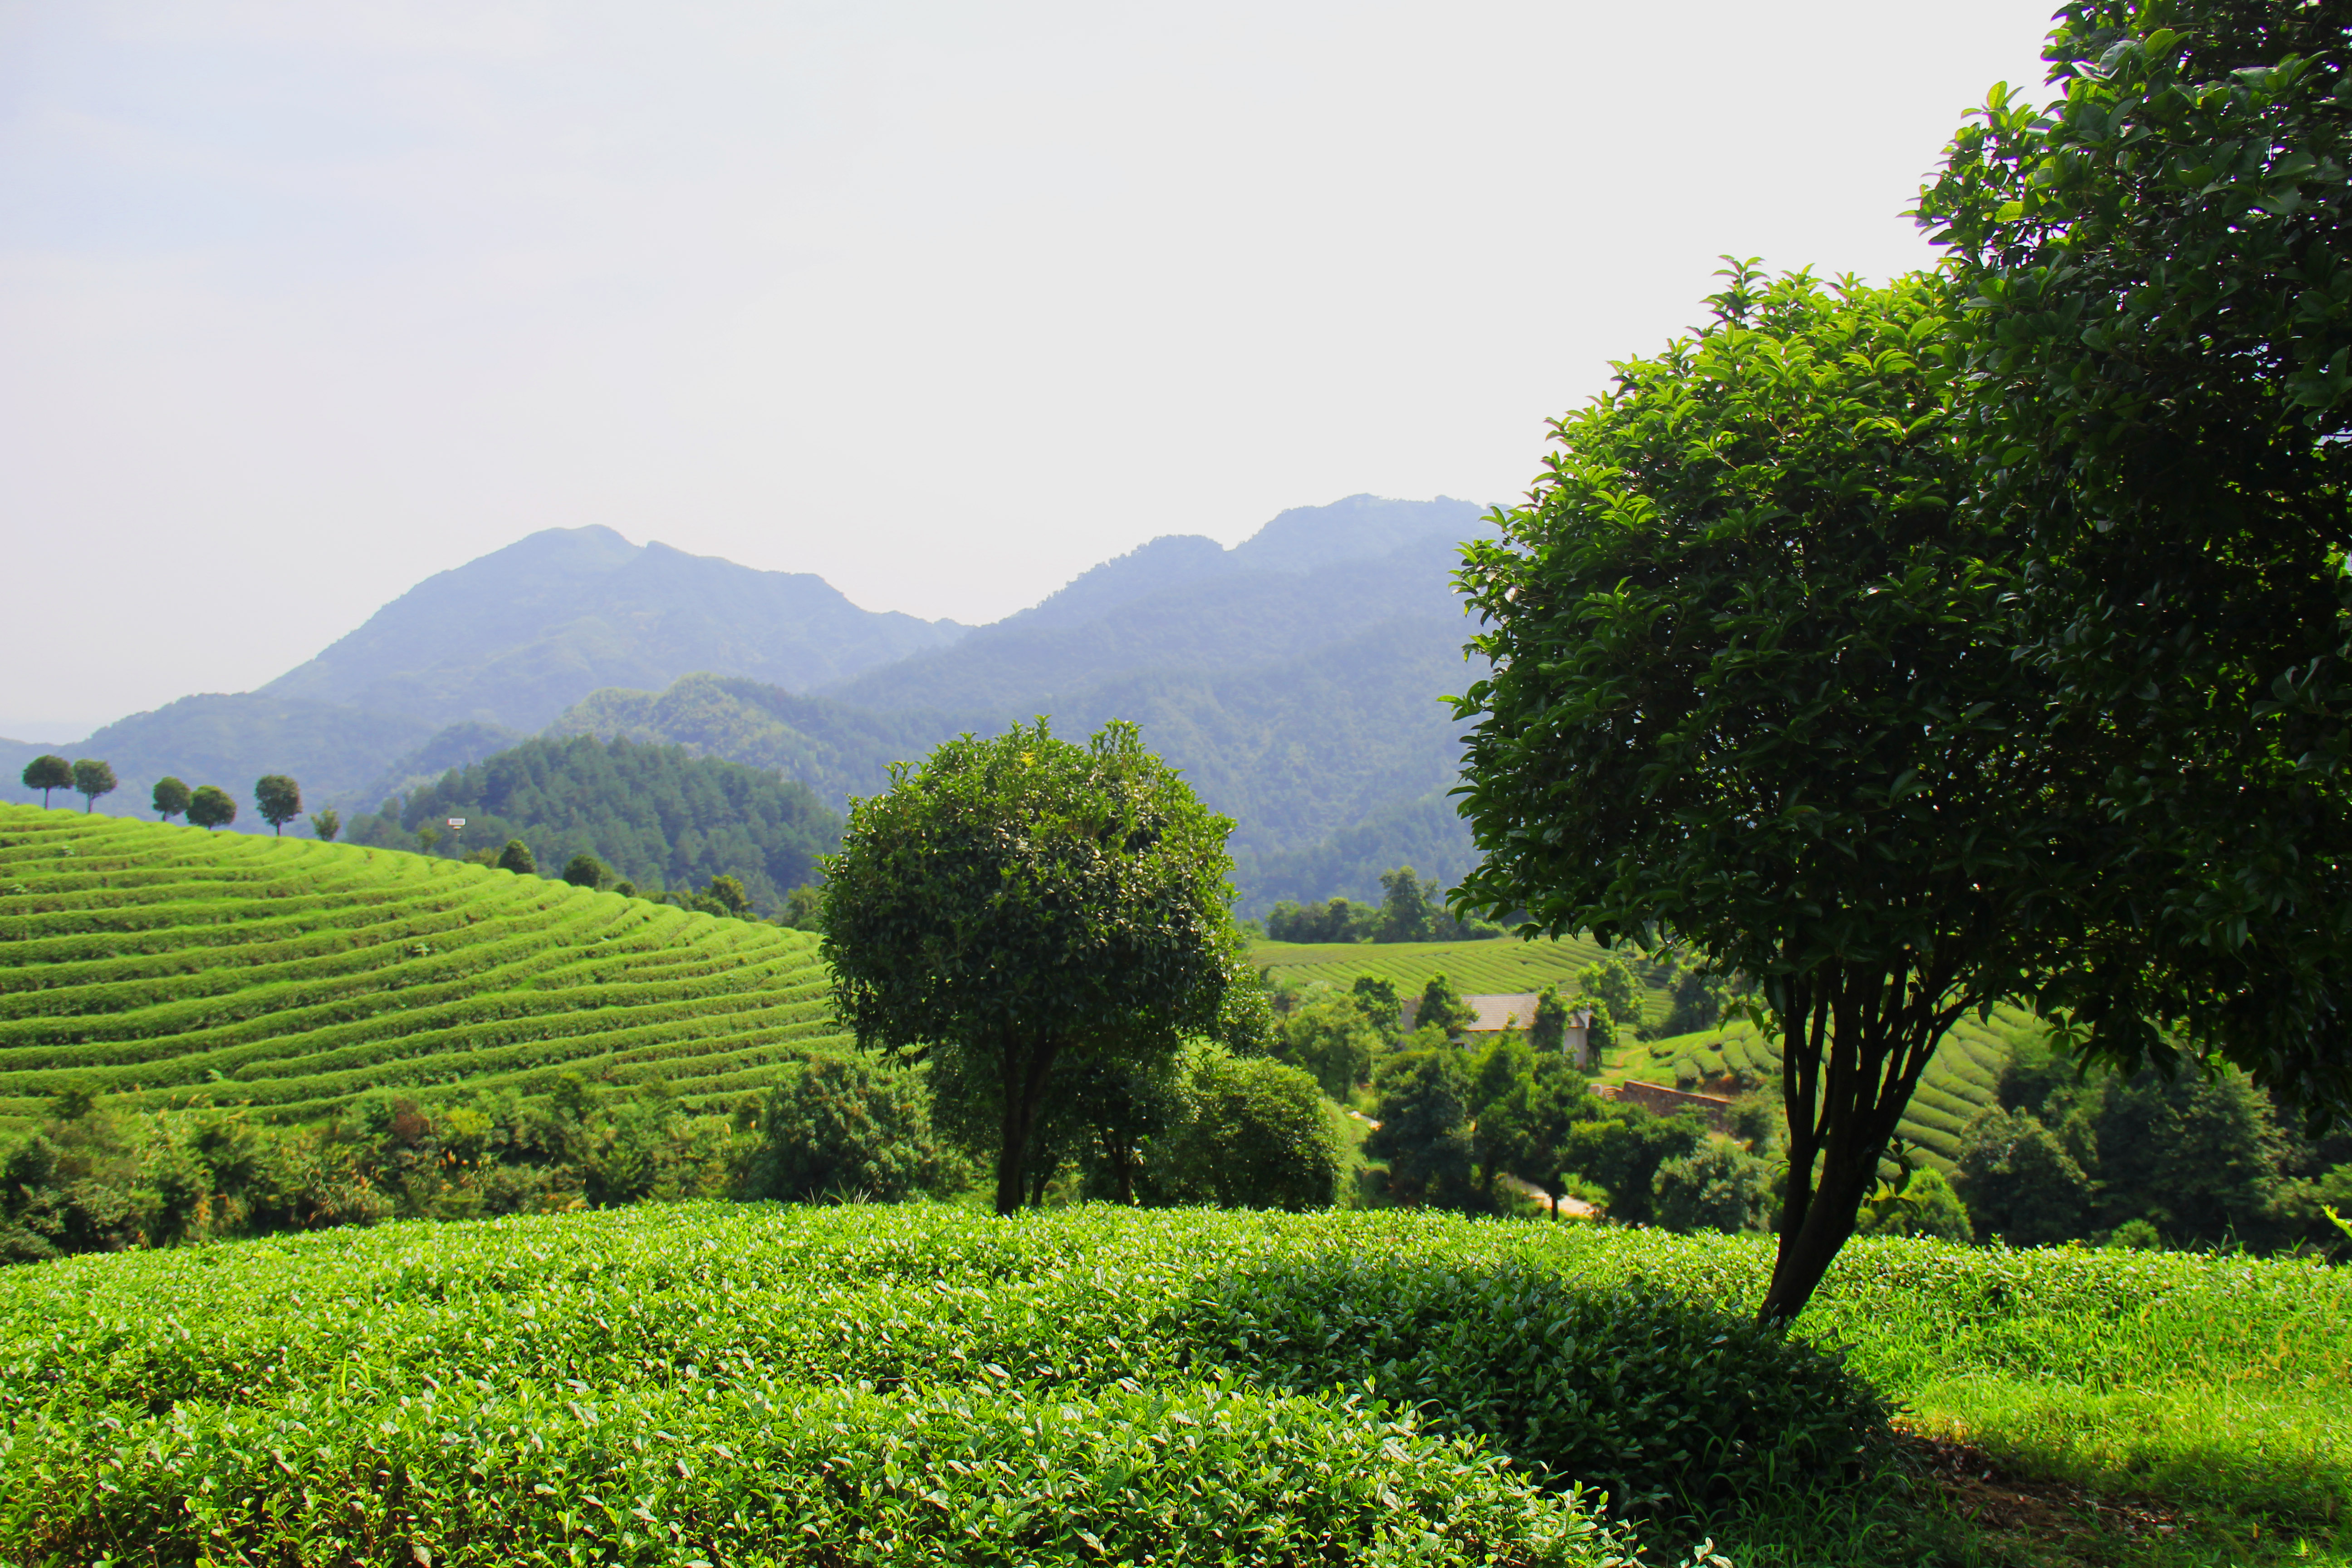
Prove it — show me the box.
[823,718,1255,1215]
[1918,1,2352,1122]
[150,776,190,822]
[737,1055,958,1203]
[1350,975,1402,1030]
[776,882,822,930]
[1452,266,2075,1321]
[1271,991,1380,1101]
[1563,1106,1706,1227]
[350,733,839,915]
[1366,1050,1477,1207]
[1854,1166,1974,1244]
[1374,865,1501,943]
[1653,1137,1774,1234]
[185,784,235,830]
[20,755,70,808]
[495,838,535,874]
[560,852,604,888]
[306,807,339,842]
[1530,986,1570,1054]
[70,760,115,814]
[1955,1106,2097,1246]
[1153,1051,1343,1211]
[1413,972,1476,1038]
[252,774,300,834]
[1264,895,1377,944]
[1178,1257,1887,1519]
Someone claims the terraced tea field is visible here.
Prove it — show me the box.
[1251,933,1625,996]
[0,804,852,1130]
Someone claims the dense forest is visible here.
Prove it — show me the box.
[341,735,838,914]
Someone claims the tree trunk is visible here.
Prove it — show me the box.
[991,1034,1063,1217]
[1758,956,1965,1325]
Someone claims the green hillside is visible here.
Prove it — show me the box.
[1255,934,2033,1170]
[0,804,853,1131]
[1597,1012,2039,1171]
[1252,934,1621,995]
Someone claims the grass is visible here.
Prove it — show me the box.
[1251,932,1625,995]
[0,1205,2341,1565]
[0,802,856,1130]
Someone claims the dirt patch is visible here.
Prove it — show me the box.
[1894,1430,2208,1566]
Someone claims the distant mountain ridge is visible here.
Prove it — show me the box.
[264,525,968,730]
[7,495,1492,908]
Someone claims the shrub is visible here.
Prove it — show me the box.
[737,1054,960,1202]
[1153,1049,1343,1211]
[495,838,536,875]
[1173,1255,1888,1519]
[1653,1136,1774,1235]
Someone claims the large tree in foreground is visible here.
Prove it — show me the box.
[1916,0,2352,1124]
[1451,267,2082,1320]
[822,718,1256,1215]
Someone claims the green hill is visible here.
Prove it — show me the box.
[0,804,853,1132]
[1252,934,1622,995]
[344,732,843,913]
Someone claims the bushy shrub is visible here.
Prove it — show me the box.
[1171,1255,1887,1518]
[1653,1136,1774,1235]
[1152,1049,1343,1211]
[737,1054,961,1203]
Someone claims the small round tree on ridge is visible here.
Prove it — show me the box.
[152,776,191,822]
[253,776,302,836]
[22,755,71,808]
[70,760,116,815]
[497,838,537,874]
[187,785,237,830]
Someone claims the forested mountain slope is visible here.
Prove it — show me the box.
[346,735,841,912]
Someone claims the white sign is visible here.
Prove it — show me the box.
[447,818,466,829]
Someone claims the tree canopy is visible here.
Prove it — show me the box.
[69,760,116,815]
[20,756,70,809]
[1451,266,2082,1319]
[1916,0,2352,1123]
[821,718,1258,1215]
[254,775,302,836]
[186,785,237,831]
[151,777,191,822]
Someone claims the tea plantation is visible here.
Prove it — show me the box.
[3,1205,2344,1566]
[0,804,852,1132]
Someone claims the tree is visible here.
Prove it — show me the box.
[736,1056,959,1203]
[1573,956,1646,1053]
[497,838,538,875]
[778,883,823,929]
[308,808,341,842]
[1376,867,1438,943]
[1152,1049,1343,1210]
[821,718,1254,1215]
[1412,973,1476,1039]
[703,874,751,916]
[1272,991,1380,1102]
[414,823,441,855]
[1654,1135,1775,1234]
[152,776,191,822]
[1854,1164,1974,1244]
[1365,1049,1478,1208]
[21,755,70,808]
[253,775,301,835]
[1955,1107,2095,1247]
[1916,0,2352,1125]
[70,760,115,814]
[1561,1105,1706,1225]
[1452,266,2076,1321]
[186,785,237,830]
[562,853,606,889]
[1529,986,1570,1055]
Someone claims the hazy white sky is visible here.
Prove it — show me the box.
[0,0,2058,737]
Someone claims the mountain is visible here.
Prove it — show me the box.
[263,525,969,730]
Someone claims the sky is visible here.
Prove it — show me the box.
[0,0,2061,739]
